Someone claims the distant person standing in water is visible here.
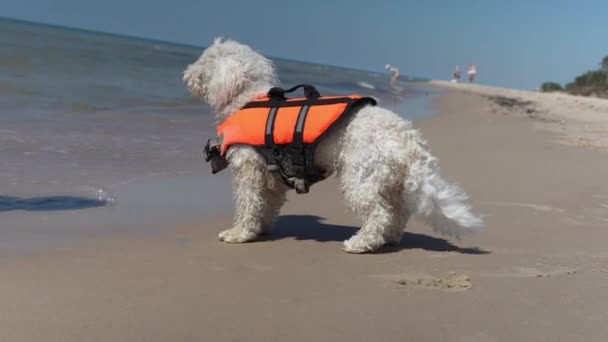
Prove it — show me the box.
[467,64,477,83]
[452,65,461,82]
[385,64,401,91]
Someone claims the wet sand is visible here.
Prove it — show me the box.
[1,86,608,341]
[0,102,235,257]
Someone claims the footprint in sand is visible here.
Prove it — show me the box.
[395,272,473,291]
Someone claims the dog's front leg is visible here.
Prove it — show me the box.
[218,155,271,243]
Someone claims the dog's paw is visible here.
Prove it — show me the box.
[218,228,258,243]
[343,236,378,254]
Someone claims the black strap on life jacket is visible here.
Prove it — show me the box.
[267,84,321,100]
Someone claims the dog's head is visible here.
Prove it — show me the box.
[183,38,277,113]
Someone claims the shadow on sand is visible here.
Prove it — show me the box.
[268,215,490,255]
[0,195,107,212]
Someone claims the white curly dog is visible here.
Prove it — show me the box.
[183,38,483,253]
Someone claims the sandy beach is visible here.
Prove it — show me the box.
[431,80,608,151]
[2,84,608,341]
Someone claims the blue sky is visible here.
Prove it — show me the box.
[2,0,607,89]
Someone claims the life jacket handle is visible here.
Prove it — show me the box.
[267,84,321,100]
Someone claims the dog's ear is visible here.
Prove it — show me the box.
[206,55,247,107]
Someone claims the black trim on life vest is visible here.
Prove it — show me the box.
[264,107,278,146]
[292,104,310,147]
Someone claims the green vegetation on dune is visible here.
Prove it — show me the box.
[541,55,608,98]
[601,56,608,72]
[539,82,563,92]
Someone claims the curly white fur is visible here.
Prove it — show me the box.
[183,38,484,253]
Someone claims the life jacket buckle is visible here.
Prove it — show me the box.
[204,136,228,174]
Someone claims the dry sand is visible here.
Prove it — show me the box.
[2,84,608,341]
[431,80,608,151]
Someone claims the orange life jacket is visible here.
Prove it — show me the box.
[205,84,376,193]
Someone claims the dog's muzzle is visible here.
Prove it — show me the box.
[204,136,228,174]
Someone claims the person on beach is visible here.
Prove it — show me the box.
[385,64,400,90]
[452,65,461,82]
[467,64,477,83]
[385,63,403,104]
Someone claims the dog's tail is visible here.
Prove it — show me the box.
[404,138,484,238]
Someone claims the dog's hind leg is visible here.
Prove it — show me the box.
[339,172,403,253]
[342,195,396,253]
[218,159,275,243]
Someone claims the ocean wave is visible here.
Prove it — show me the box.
[357,81,376,89]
